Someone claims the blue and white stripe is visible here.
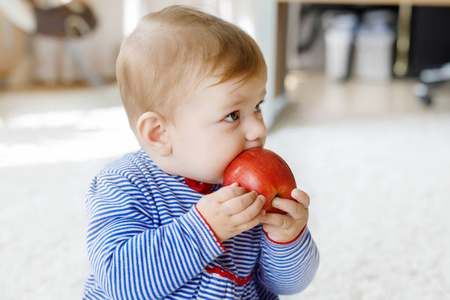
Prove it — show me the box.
[83,150,319,299]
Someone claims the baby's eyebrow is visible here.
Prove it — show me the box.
[222,98,246,110]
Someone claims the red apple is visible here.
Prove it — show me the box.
[223,148,297,214]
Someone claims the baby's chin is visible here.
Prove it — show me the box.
[201,171,227,185]
[207,178,222,185]
[186,174,222,185]
[208,176,224,185]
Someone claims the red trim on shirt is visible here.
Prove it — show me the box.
[185,178,213,194]
[263,225,306,245]
[194,205,226,251]
[205,266,253,286]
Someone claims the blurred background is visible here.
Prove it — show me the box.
[1,0,449,299]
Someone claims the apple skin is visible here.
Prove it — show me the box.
[223,148,297,214]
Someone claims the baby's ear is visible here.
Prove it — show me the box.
[137,112,172,157]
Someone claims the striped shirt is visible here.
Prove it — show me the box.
[83,150,319,299]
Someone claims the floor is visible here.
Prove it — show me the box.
[277,71,450,299]
[280,71,450,125]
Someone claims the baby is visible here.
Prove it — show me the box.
[83,5,319,299]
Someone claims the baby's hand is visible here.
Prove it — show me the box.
[196,183,266,242]
[262,189,310,243]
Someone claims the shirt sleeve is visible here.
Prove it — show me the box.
[255,226,320,295]
[85,172,225,299]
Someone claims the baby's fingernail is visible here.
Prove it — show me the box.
[231,182,239,187]
[262,210,266,220]
[272,199,279,207]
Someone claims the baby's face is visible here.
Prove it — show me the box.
[167,72,267,184]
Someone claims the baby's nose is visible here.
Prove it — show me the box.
[245,116,266,142]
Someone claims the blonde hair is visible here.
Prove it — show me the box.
[116,5,267,129]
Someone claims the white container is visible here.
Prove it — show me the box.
[354,25,395,80]
[323,13,358,80]
[324,28,354,80]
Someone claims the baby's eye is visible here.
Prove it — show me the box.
[255,100,265,113]
[224,111,239,122]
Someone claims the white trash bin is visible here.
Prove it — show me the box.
[354,24,395,80]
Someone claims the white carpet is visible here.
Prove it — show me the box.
[1,84,449,299]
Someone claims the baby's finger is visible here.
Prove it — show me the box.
[262,223,283,235]
[231,195,265,225]
[262,212,292,229]
[291,189,310,208]
[222,191,258,214]
[215,183,247,203]
[272,198,308,220]
[239,208,266,233]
